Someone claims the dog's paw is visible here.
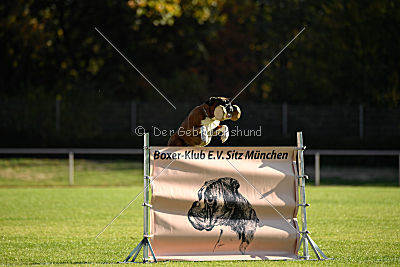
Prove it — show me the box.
[220,125,229,143]
[200,126,207,142]
[200,126,211,145]
[239,241,249,255]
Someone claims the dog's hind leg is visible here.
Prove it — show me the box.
[213,229,224,252]
[168,134,191,146]
[239,225,257,254]
[239,235,250,254]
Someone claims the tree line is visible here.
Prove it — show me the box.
[2,0,399,106]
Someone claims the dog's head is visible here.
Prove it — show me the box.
[204,97,241,121]
[188,177,240,231]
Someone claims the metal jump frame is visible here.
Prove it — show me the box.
[296,132,328,260]
[123,133,156,263]
[123,131,327,263]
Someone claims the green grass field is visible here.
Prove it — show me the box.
[0,159,399,266]
[0,158,143,187]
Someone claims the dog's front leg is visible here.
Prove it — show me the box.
[200,125,212,146]
[213,125,229,143]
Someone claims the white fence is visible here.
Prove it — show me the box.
[306,150,400,186]
[0,148,141,185]
[0,148,399,186]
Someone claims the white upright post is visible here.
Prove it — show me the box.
[68,151,74,185]
[143,133,150,262]
[315,152,320,186]
[297,132,309,259]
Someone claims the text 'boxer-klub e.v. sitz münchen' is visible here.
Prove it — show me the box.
[168,97,241,146]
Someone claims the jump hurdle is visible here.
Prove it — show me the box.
[123,132,327,262]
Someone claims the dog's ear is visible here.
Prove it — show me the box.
[228,177,240,191]
[222,97,231,104]
[222,178,240,209]
[204,97,217,106]
[220,177,240,191]
[230,105,241,121]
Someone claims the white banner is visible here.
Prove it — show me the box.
[150,147,300,261]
